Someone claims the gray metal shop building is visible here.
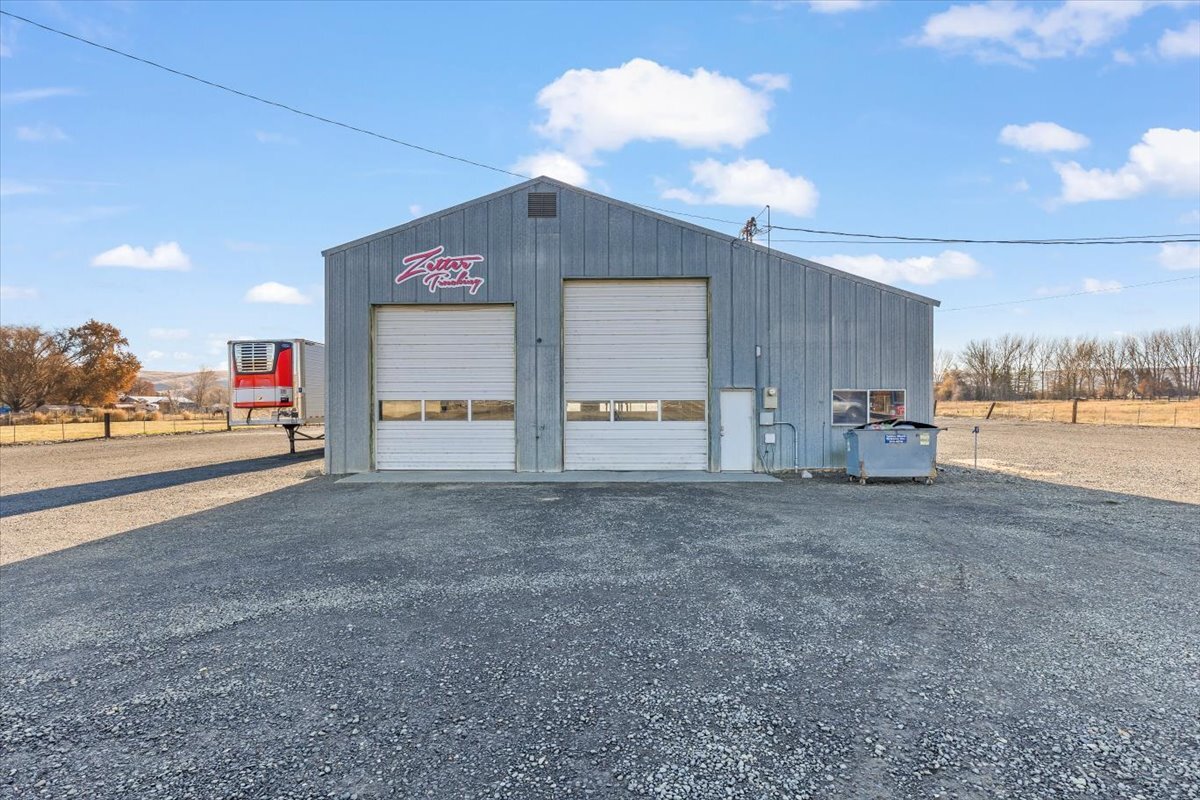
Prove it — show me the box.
[322,177,938,475]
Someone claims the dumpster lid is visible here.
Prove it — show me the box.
[850,419,938,430]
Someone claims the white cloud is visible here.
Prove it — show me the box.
[1179,209,1200,225]
[532,58,786,158]
[254,130,296,144]
[0,285,38,300]
[807,0,877,12]
[1082,277,1123,293]
[662,158,819,216]
[999,121,1089,152]
[747,73,791,91]
[0,179,47,197]
[1,87,79,104]
[15,123,68,142]
[244,282,311,305]
[916,1,1157,63]
[91,242,192,271]
[147,350,165,360]
[1157,243,1200,271]
[1011,178,1031,192]
[408,204,423,218]
[149,327,190,340]
[512,151,590,186]
[1159,20,1200,58]
[1055,128,1200,203]
[171,351,195,362]
[817,250,981,285]
[1112,47,1136,65]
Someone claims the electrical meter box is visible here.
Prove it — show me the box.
[762,386,779,409]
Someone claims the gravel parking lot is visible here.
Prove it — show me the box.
[2,447,1197,798]
[0,430,323,564]
[935,417,1200,504]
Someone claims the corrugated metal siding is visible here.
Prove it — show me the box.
[323,182,937,473]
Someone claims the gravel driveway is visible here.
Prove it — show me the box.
[935,417,1199,504]
[0,430,323,564]
[2,468,1197,799]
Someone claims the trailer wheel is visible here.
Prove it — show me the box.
[924,477,934,486]
[858,477,867,486]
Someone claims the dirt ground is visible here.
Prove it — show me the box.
[935,417,1199,504]
[0,430,323,565]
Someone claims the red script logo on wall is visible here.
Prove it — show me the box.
[396,245,485,295]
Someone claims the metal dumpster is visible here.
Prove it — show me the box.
[844,420,940,485]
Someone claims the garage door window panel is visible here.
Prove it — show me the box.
[614,401,659,421]
[661,400,706,421]
[471,400,514,421]
[380,400,422,421]
[425,400,468,420]
[567,401,611,421]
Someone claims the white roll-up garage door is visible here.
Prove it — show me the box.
[374,306,515,470]
[564,281,709,470]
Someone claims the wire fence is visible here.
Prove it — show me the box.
[935,399,1200,429]
[0,412,231,445]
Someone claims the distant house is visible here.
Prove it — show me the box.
[121,395,198,412]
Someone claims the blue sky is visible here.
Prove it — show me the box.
[1,0,1198,371]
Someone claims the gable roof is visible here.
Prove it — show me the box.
[322,175,940,307]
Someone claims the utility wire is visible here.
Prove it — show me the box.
[0,10,744,228]
[939,275,1199,312]
[772,237,1199,245]
[6,11,1195,244]
[767,224,1199,245]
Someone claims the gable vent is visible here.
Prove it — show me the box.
[528,192,558,218]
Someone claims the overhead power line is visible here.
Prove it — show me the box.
[0,10,744,228]
[7,10,1196,246]
[767,225,1199,246]
[939,275,1200,312]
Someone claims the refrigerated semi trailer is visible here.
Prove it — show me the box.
[228,339,325,452]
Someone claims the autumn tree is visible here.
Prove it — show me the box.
[0,325,67,412]
[56,320,141,406]
[127,378,158,396]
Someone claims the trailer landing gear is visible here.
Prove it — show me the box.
[282,423,324,455]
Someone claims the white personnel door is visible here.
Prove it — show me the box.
[374,306,515,470]
[564,280,709,470]
[719,389,755,471]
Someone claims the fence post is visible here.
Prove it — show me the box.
[985,402,997,420]
[1137,407,1141,426]
[1174,407,1178,427]
[104,412,111,439]
[1071,398,1079,424]
[60,415,65,441]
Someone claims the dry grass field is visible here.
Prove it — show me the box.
[0,416,231,445]
[936,398,1200,428]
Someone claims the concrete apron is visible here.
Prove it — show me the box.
[337,471,780,484]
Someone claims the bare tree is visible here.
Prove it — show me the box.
[190,366,218,411]
[1167,325,1200,397]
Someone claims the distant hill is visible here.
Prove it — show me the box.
[138,369,229,393]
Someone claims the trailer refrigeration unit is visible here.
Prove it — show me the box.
[228,339,325,453]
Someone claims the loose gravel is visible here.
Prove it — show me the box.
[935,416,1199,504]
[0,430,323,564]
[2,467,1197,799]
